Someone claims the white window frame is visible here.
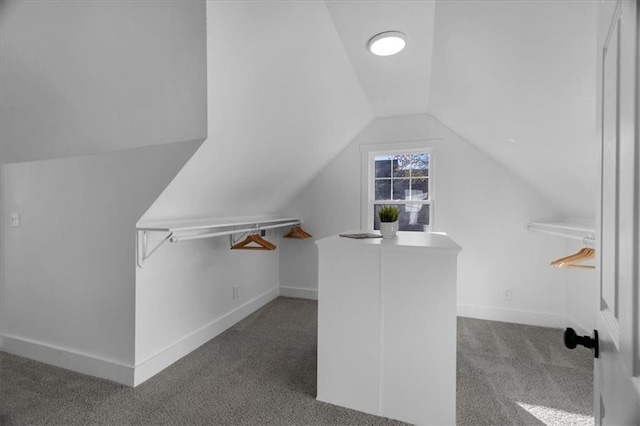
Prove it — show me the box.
[360,141,436,231]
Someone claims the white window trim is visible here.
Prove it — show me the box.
[360,140,438,231]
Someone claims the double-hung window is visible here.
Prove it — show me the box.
[362,146,433,232]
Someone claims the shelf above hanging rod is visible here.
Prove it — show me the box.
[527,221,596,246]
[170,220,301,243]
[136,217,302,268]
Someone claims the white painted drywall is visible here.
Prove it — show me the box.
[133,1,371,382]
[428,0,598,220]
[281,114,592,328]
[0,0,207,384]
[0,0,207,163]
[141,1,372,222]
[133,229,281,384]
[325,1,435,117]
[1,141,201,383]
[0,154,3,349]
[563,238,597,334]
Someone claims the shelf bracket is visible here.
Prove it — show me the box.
[229,225,261,247]
[137,230,173,268]
[135,218,302,267]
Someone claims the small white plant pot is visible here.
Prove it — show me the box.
[380,221,399,239]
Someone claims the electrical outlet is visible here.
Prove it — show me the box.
[503,288,513,301]
[10,212,20,227]
[233,285,239,300]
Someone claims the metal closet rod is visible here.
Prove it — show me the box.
[527,221,594,233]
[526,222,596,246]
[169,220,301,243]
[136,218,304,267]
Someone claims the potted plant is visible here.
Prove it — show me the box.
[378,206,400,239]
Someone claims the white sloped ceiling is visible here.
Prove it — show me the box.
[141,1,372,222]
[326,0,599,220]
[325,0,435,117]
[143,0,599,223]
[427,1,599,220]
[0,0,207,164]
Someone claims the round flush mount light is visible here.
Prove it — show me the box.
[368,31,407,56]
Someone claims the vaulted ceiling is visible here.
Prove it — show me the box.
[138,0,599,223]
[325,0,598,219]
[1,0,600,222]
[325,1,434,117]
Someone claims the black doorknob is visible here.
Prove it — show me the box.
[564,328,599,358]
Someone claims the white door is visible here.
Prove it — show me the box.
[596,1,640,424]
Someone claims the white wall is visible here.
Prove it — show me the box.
[0,0,207,385]
[563,238,598,334]
[1,141,201,384]
[281,114,589,328]
[133,227,282,385]
[141,1,372,222]
[0,0,207,163]
[132,1,372,383]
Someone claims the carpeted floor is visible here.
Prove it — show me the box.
[0,297,593,425]
[457,316,593,425]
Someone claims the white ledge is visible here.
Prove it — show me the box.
[136,217,302,267]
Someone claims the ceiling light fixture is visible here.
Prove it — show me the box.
[368,31,407,56]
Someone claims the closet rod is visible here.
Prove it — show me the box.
[527,222,594,234]
[169,220,301,243]
[137,217,303,267]
[527,223,596,247]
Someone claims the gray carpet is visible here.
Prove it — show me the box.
[457,317,593,425]
[0,297,593,425]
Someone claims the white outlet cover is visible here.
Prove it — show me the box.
[10,212,20,227]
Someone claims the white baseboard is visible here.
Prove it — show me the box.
[279,286,318,300]
[1,287,280,387]
[457,304,566,329]
[133,286,279,386]
[565,317,592,336]
[1,334,134,386]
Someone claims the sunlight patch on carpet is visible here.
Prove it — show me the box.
[516,401,593,426]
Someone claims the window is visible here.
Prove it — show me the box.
[361,145,433,232]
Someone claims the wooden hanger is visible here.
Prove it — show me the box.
[550,247,595,269]
[555,248,595,266]
[550,248,592,265]
[231,234,277,250]
[283,226,313,239]
[551,248,595,268]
